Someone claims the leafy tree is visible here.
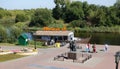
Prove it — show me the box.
[0,7,4,10]
[70,20,87,28]
[0,25,7,42]
[9,26,23,43]
[53,5,62,19]
[63,1,84,23]
[29,8,53,27]
[82,1,89,20]
[0,10,4,19]
[113,0,120,25]
[0,14,3,19]
[15,14,29,23]
[114,0,120,9]
[53,0,71,20]
[0,9,11,19]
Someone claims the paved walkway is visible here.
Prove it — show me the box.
[0,44,120,69]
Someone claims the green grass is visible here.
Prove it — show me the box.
[0,42,53,49]
[28,44,54,48]
[0,54,26,62]
[28,40,54,48]
[0,43,15,46]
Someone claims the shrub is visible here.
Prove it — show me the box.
[15,14,29,23]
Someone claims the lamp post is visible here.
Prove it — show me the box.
[34,38,36,49]
[33,34,37,49]
[115,51,120,69]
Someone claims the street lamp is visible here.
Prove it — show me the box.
[115,51,120,69]
[33,33,37,49]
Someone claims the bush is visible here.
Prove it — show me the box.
[15,14,29,23]
[70,20,87,28]
[0,25,7,42]
[0,18,15,26]
[48,20,65,28]
[8,26,23,43]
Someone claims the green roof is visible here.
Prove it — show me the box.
[19,34,28,39]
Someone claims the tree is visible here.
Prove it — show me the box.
[53,0,71,20]
[114,0,120,9]
[29,8,53,27]
[0,25,7,42]
[113,0,120,25]
[70,20,87,28]
[63,1,84,23]
[0,10,5,19]
[53,5,62,19]
[10,26,23,42]
[82,1,89,20]
[15,14,29,23]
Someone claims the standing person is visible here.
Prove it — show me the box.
[86,44,89,52]
[104,44,108,52]
[92,44,96,53]
[0,46,2,52]
[87,42,90,52]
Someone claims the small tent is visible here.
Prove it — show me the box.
[18,34,28,46]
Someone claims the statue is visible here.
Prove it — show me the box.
[69,40,76,51]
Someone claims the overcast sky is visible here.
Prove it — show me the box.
[0,0,116,10]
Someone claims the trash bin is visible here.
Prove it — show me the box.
[55,43,60,48]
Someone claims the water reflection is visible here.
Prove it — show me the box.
[75,33,120,45]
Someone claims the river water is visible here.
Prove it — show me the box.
[75,33,120,45]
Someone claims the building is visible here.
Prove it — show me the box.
[18,34,28,46]
[33,31,74,43]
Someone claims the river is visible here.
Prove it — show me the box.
[75,33,120,45]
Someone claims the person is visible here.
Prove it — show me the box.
[104,44,108,52]
[85,44,89,52]
[92,44,96,53]
[87,42,90,52]
[50,39,55,45]
[0,46,2,52]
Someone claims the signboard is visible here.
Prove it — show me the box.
[43,26,66,31]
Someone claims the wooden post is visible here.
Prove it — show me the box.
[34,36,37,49]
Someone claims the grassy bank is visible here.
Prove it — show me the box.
[0,54,26,62]
[28,41,54,48]
[0,41,51,48]
[0,43,15,46]
[74,26,120,33]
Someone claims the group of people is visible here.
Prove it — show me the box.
[86,43,97,53]
[69,38,109,53]
[85,42,109,53]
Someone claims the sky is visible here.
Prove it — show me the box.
[0,0,117,10]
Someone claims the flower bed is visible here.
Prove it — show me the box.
[16,51,38,55]
[16,48,38,55]
[0,51,13,55]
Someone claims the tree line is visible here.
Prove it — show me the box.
[0,0,120,43]
[52,0,120,27]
